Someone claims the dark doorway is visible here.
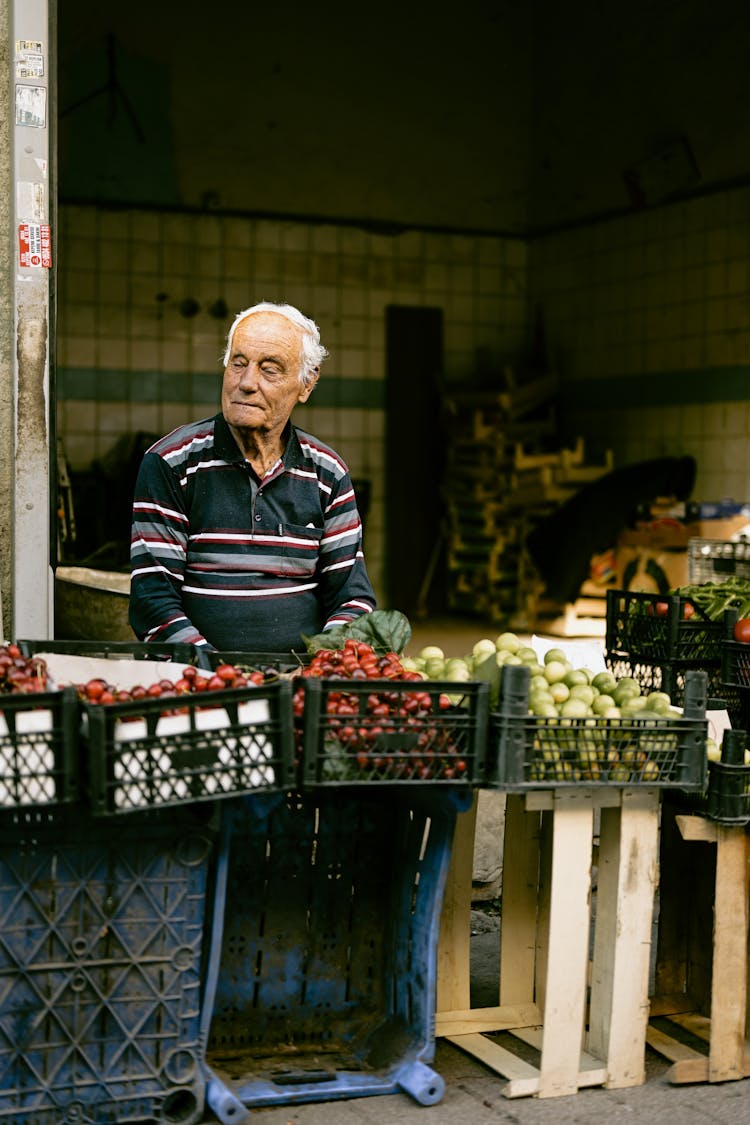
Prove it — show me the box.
[385,306,446,618]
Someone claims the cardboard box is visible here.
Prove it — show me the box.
[615,514,750,592]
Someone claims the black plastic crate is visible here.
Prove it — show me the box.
[85,679,295,815]
[201,788,468,1109]
[605,589,736,707]
[299,678,489,786]
[0,804,216,1125]
[488,664,708,791]
[705,759,750,824]
[205,650,311,674]
[19,637,200,664]
[0,686,79,812]
[688,537,750,582]
[602,648,733,706]
[720,635,750,690]
[605,588,733,666]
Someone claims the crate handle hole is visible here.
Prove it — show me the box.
[160,1086,199,1123]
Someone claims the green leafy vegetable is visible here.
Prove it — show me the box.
[673,579,750,621]
[302,609,412,655]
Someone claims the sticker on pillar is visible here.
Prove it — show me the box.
[19,223,52,269]
[15,41,44,79]
[17,181,45,224]
[15,84,46,129]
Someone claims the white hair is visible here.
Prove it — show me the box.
[222,301,328,388]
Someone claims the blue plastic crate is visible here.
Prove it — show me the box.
[0,805,217,1125]
[200,788,470,1114]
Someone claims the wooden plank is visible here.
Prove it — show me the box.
[445,1032,540,1093]
[589,788,659,1089]
[511,1025,607,1081]
[676,814,719,843]
[524,788,621,812]
[649,993,701,1017]
[534,809,553,1012]
[669,1011,711,1042]
[499,794,540,1007]
[537,792,594,1097]
[435,1002,542,1037]
[653,801,691,998]
[646,1024,705,1064]
[436,793,477,1015]
[709,825,750,1081]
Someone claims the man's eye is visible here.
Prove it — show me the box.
[261,364,282,376]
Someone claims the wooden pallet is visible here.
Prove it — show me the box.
[647,805,750,1083]
[437,787,660,1097]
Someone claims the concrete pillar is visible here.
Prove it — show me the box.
[0,0,13,638]
[0,0,55,639]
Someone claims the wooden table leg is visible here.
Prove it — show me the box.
[589,787,659,1088]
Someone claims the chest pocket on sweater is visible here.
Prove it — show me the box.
[276,523,324,577]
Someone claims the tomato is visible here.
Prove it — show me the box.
[734,618,750,644]
[682,602,696,620]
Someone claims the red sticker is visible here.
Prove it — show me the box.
[18,222,51,268]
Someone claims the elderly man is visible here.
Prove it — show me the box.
[128,301,376,653]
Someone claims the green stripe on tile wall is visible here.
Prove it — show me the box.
[58,368,386,409]
[560,367,750,410]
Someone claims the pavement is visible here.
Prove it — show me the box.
[200,1054,750,1125]
[199,922,750,1125]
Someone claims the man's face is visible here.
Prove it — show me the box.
[222,312,316,439]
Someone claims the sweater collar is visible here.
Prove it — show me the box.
[215,412,304,469]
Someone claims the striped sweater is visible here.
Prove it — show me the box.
[129,413,376,653]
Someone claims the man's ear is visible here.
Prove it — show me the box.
[298,367,320,403]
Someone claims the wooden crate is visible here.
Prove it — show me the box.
[647,802,750,1083]
[437,786,660,1097]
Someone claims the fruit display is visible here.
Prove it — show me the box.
[75,661,266,708]
[0,645,78,810]
[0,643,50,693]
[294,638,487,784]
[400,628,707,790]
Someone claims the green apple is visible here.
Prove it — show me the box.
[530,698,558,718]
[592,694,616,716]
[445,658,471,681]
[705,738,721,762]
[645,691,672,713]
[418,645,444,662]
[472,638,497,662]
[495,631,521,653]
[544,647,568,665]
[569,684,595,707]
[591,671,617,695]
[544,660,569,685]
[559,698,590,718]
[549,681,570,704]
[620,696,649,715]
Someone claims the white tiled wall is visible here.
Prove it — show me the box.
[531,185,750,503]
[56,206,529,600]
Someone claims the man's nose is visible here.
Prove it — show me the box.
[238,362,260,390]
